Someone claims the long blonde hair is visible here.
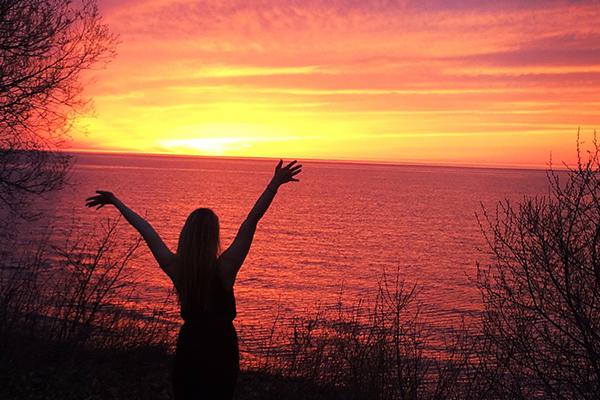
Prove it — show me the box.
[175,208,221,313]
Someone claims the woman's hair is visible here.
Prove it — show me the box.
[175,208,221,312]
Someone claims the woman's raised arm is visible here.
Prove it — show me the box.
[85,191,176,279]
[219,160,302,289]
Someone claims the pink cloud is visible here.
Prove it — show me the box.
[83,0,600,164]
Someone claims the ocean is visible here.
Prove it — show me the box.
[27,152,553,345]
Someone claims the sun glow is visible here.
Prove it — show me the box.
[72,1,600,166]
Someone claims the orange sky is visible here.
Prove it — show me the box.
[71,0,600,167]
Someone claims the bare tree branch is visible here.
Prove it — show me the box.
[0,0,117,218]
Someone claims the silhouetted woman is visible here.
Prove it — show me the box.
[85,160,302,399]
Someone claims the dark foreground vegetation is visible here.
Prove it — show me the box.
[1,1,596,395]
[0,0,600,400]
[2,142,600,399]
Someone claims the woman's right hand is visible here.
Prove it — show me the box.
[85,190,117,210]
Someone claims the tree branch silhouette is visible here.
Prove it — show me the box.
[0,0,117,218]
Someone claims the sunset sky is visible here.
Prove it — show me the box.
[72,0,600,166]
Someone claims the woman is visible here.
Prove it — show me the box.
[85,159,302,399]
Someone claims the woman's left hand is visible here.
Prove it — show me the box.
[271,160,302,187]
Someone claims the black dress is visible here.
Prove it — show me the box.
[173,271,239,400]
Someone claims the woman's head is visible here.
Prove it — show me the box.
[176,208,221,311]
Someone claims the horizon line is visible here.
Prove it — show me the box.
[64,148,568,172]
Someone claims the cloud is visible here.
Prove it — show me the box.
[83,0,600,165]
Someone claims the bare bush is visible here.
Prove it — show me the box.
[248,270,480,400]
[477,135,600,399]
[0,218,175,358]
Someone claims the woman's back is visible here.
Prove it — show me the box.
[178,264,237,324]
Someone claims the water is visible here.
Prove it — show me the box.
[30,152,552,340]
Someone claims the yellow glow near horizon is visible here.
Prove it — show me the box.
[71,1,600,166]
